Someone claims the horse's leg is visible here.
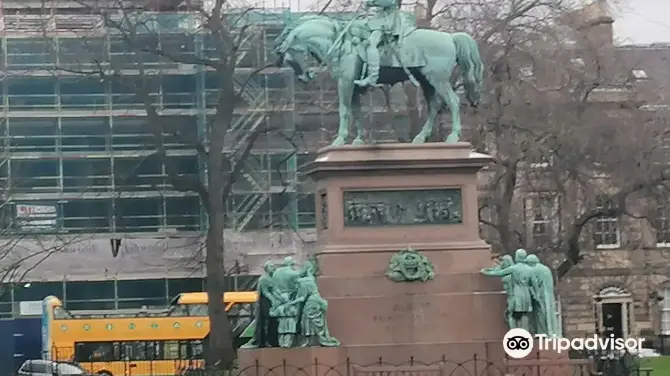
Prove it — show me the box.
[429,76,462,143]
[332,78,353,146]
[351,91,365,145]
[412,80,438,144]
[443,84,462,143]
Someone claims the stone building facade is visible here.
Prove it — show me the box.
[519,3,670,345]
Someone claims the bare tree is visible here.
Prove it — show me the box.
[31,0,299,367]
[416,0,670,277]
[351,0,670,277]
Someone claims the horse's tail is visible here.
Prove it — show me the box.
[452,32,484,107]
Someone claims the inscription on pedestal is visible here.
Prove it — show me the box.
[343,189,462,227]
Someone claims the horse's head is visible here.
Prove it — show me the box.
[274,16,340,83]
[274,36,314,83]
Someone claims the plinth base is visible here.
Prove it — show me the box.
[238,342,508,376]
[238,347,346,376]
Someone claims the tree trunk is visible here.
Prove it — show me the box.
[205,132,236,368]
[205,216,236,369]
[497,161,518,252]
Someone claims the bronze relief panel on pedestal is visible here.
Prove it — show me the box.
[343,188,462,227]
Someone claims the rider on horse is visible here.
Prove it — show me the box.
[354,0,410,87]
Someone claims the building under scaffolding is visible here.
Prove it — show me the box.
[0,0,325,237]
[0,0,322,318]
[0,0,409,313]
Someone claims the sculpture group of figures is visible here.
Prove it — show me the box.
[481,249,560,337]
[242,257,340,348]
[273,0,485,146]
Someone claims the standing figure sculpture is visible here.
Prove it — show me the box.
[481,249,535,332]
[274,7,484,146]
[525,254,560,337]
[269,257,303,347]
[242,261,279,348]
[495,255,515,329]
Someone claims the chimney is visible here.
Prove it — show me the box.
[574,0,614,47]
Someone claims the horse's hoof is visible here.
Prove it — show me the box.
[445,134,459,144]
[412,135,426,144]
[331,136,346,146]
[352,137,364,145]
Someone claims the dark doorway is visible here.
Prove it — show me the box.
[601,302,623,338]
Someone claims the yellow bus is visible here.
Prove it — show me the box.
[42,291,258,376]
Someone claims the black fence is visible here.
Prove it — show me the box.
[25,351,653,376]
[654,334,670,355]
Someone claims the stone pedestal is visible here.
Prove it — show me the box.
[306,143,506,362]
[239,143,507,372]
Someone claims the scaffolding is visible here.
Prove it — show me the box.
[0,0,318,236]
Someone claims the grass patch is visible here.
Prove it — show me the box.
[641,356,670,376]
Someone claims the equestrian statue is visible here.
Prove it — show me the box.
[273,1,484,146]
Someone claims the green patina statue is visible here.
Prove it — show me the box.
[270,257,303,347]
[353,0,413,87]
[479,249,559,336]
[525,254,560,337]
[481,249,534,332]
[241,261,279,348]
[274,6,484,146]
[495,254,515,329]
[296,261,340,347]
[243,256,339,349]
[386,248,435,282]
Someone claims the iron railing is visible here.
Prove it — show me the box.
[28,351,653,376]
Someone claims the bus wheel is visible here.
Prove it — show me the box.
[97,371,113,376]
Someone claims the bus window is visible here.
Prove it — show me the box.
[73,341,204,362]
[188,304,208,316]
[146,341,160,360]
[123,341,148,361]
[189,340,204,359]
[163,341,181,360]
[228,303,253,317]
[74,342,119,362]
[169,304,189,317]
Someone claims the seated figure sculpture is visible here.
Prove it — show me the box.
[296,260,340,347]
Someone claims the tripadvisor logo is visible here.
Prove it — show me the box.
[503,328,644,359]
[503,328,534,358]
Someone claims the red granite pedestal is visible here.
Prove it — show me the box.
[238,143,562,376]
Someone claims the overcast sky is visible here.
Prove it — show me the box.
[612,0,670,45]
[223,0,670,45]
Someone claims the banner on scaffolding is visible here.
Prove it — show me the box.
[14,203,60,232]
